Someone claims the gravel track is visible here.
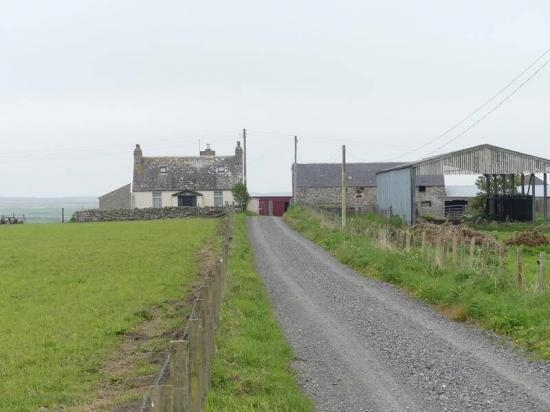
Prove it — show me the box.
[248,216,550,412]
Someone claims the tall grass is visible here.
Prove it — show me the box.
[285,206,550,360]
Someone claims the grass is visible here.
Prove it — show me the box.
[285,205,550,360]
[207,214,313,411]
[0,218,219,411]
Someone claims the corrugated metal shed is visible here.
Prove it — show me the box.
[377,168,414,224]
[381,144,550,176]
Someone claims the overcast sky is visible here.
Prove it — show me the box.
[1,1,549,197]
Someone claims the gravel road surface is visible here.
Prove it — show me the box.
[248,216,550,412]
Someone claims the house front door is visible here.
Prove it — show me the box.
[178,195,197,207]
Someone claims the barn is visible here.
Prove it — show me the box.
[376,144,550,224]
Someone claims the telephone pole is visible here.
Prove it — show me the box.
[341,145,347,229]
[243,128,247,187]
[293,136,298,204]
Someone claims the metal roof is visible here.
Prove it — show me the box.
[296,163,444,187]
[378,144,550,176]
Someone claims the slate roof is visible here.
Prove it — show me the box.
[296,163,444,188]
[133,147,243,192]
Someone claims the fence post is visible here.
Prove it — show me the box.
[149,385,174,412]
[405,230,411,251]
[469,237,476,269]
[170,340,189,412]
[452,236,457,265]
[438,239,443,268]
[421,232,426,253]
[517,248,524,289]
[498,245,505,275]
[460,238,465,270]
[539,251,546,293]
[188,306,203,412]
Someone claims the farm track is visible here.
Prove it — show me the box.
[248,216,550,412]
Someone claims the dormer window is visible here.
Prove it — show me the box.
[216,166,226,174]
[160,166,167,174]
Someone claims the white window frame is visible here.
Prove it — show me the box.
[214,190,224,207]
[152,191,162,208]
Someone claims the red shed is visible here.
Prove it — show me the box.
[251,196,292,217]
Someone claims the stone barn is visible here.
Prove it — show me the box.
[293,163,444,213]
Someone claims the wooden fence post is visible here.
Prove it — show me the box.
[421,232,426,253]
[405,230,411,251]
[170,340,189,412]
[539,251,546,293]
[188,306,203,412]
[469,237,476,269]
[435,238,443,268]
[460,238,465,270]
[452,236,457,265]
[149,385,174,412]
[498,246,505,275]
[517,248,524,289]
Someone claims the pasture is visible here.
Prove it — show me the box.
[0,218,218,411]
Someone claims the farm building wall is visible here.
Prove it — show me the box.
[99,184,131,211]
[247,198,260,214]
[416,186,446,217]
[295,186,378,211]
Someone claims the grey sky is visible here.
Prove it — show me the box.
[1,1,549,197]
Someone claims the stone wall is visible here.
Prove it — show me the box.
[296,185,447,216]
[416,186,446,217]
[99,184,131,211]
[295,186,379,211]
[72,206,226,222]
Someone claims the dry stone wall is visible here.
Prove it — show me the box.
[72,206,226,222]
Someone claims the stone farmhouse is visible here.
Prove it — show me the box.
[293,163,445,216]
[99,142,243,210]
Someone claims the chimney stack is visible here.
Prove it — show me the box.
[134,144,143,166]
[200,143,216,157]
[235,141,243,158]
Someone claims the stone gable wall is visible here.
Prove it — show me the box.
[99,184,131,211]
[72,206,226,222]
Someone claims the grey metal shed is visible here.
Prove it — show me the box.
[376,144,550,224]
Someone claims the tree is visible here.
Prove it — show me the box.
[471,175,522,212]
[232,182,250,211]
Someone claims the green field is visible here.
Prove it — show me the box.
[207,214,313,411]
[285,206,550,359]
[0,218,218,411]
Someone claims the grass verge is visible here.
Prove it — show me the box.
[285,206,550,360]
[207,214,313,411]
[0,218,218,411]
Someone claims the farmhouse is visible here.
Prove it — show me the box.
[293,163,445,214]
[99,142,243,210]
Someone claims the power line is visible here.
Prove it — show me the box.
[425,59,549,156]
[385,48,550,161]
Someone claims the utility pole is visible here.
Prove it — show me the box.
[341,145,347,229]
[243,128,247,187]
[293,136,298,204]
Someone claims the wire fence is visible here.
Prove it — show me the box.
[309,207,547,293]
